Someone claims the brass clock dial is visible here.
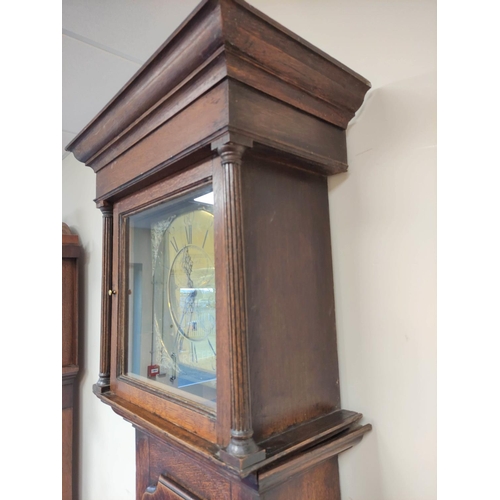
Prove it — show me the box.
[127,186,216,408]
[165,208,216,370]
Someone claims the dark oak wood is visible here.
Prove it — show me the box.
[65,0,372,498]
[258,425,371,493]
[95,203,113,392]
[241,152,341,442]
[213,157,232,447]
[217,144,265,468]
[247,410,364,475]
[228,80,348,172]
[89,76,349,203]
[136,431,151,500]
[132,423,371,499]
[261,457,341,500]
[142,475,200,500]
[88,51,227,176]
[62,223,81,500]
[94,83,227,201]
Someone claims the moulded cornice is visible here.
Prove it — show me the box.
[66,0,370,174]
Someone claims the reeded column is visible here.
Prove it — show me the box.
[95,202,113,391]
[217,143,265,469]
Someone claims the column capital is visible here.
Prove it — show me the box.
[217,143,247,165]
[96,200,113,216]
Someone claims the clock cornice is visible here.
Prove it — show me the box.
[66,0,370,187]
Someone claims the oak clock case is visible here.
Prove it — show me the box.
[66,0,373,498]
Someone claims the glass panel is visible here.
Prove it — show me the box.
[126,185,216,409]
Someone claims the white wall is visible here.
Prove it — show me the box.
[62,1,436,499]
[331,73,436,500]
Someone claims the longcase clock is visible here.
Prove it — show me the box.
[66,0,372,498]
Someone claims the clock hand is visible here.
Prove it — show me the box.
[178,289,197,339]
[181,247,194,288]
[184,290,199,362]
[185,289,197,335]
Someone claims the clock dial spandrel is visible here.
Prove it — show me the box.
[126,186,216,410]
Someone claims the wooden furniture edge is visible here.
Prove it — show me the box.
[65,0,370,169]
[143,475,199,500]
[235,410,367,478]
[95,385,370,482]
[94,388,221,464]
[258,424,372,492]
[229,0,370,86]
[62,365,79,379]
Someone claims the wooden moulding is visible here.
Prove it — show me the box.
[217,144,266,469]
[142,475,198,500]
[257,423,372,493]
[65,0,370,202]
[94,202,113,392]
[95,384,369,480]
[94,390,221,466]
[91,78,350,203]
[62,223,80,371]
[134,425,365,498]
[62,223,81,258]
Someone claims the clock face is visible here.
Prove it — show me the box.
[165,209,216,370]
[126,186,217,409]
[168,244,216,342]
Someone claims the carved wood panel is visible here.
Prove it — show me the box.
[142,476,200,500]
